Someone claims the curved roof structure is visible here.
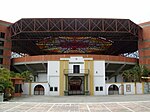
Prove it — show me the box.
[10,18,142,55]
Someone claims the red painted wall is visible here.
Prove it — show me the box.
[0,20,12,69]
[139,21,150,68]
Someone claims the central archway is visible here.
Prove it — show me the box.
[34,85,45,95]
[68,76,84,95]
[108,84,119,95]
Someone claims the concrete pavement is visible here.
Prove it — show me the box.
[9,94,150,103]
[0,94,150,112]
[0,101,150,112]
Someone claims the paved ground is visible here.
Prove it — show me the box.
[9,94,150,103]
[0,101,150,112]
[0,94,150,112]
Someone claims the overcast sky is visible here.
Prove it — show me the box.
[0,0,149,24]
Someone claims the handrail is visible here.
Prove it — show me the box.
[64,69,89,74]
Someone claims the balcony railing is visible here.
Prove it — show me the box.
[64,69,89,75]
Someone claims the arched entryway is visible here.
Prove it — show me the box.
[68,76,84,95]
[34,85,45,95]
[108,84,119,95]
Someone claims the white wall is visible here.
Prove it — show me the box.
[123,83,135,94]
[69,57,84,73]
[37,73,47,82]
[22,82,49,95]
[94,61,106,95]
[48,61,60,96]
[106,83,122,95]
[136,83,143,94]
[106,82,143,95]
[22,83,29,95]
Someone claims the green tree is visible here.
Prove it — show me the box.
[10,71,21,78]
[10,70,33,82]
[0,68,33,100]
[122,69,133,82]
[0,68,14,99]
[21,71,33,82]
[122,64,150,82]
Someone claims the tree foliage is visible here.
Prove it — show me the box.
[122,64,150,82]
[0,68,33,93]
[0,68,14,94]
[21,71,33,82]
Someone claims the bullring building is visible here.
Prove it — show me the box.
[0,18,150,96]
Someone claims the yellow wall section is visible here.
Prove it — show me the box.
[142,82,144,94]
[60,60,68,96]
[84,61,88,91]
[85,60,94,95]
[89,61,94,95]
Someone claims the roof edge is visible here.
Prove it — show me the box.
[0,20,12,27]
[139,21,150,27]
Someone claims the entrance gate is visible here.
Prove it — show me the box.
[108,85,119,95]
[68,76,84,95]
[34,85,44,95]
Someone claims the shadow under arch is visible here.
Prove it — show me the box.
[68,76,84,95]
[34,85,45,95]
[108,84,119,95]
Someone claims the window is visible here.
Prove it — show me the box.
[54,87,58,91]
[50,87,53,91]
[95,87,99,91]
[0,58,3,64]
[0,50,3,55]
[0,32,5,38]
[15,84,22,93]
[100,86,103,91]
[73,65,80,73]
[0,41,4,46]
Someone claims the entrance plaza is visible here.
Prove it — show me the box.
[0,94,150,112]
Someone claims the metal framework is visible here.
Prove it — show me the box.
[9,18,142,55]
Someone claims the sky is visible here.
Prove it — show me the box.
[0,0,149,24]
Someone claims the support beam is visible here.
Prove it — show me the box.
[25,64,37,76]
[42,63,47,70]
[117,64,126,73]
[105,63,109,69]
[106,70,116,73]
[13,66,22,73]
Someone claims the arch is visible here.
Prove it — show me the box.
[69,76,82,90]
[68,76,84,95]
[108,84,119,95]
[34,85,45,95]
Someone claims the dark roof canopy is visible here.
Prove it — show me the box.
[9,18,142,55]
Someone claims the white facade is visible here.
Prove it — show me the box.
[69,57,84,73]
[106,83,143,95]
[22,82,50,95]
[21,57,144,96]
[94,61,106,95]
[47,61,60,96]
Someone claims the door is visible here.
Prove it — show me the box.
[34,85,45,95]
[73,65,80,73]
[108,85,119,95]
[68,76,84,95]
